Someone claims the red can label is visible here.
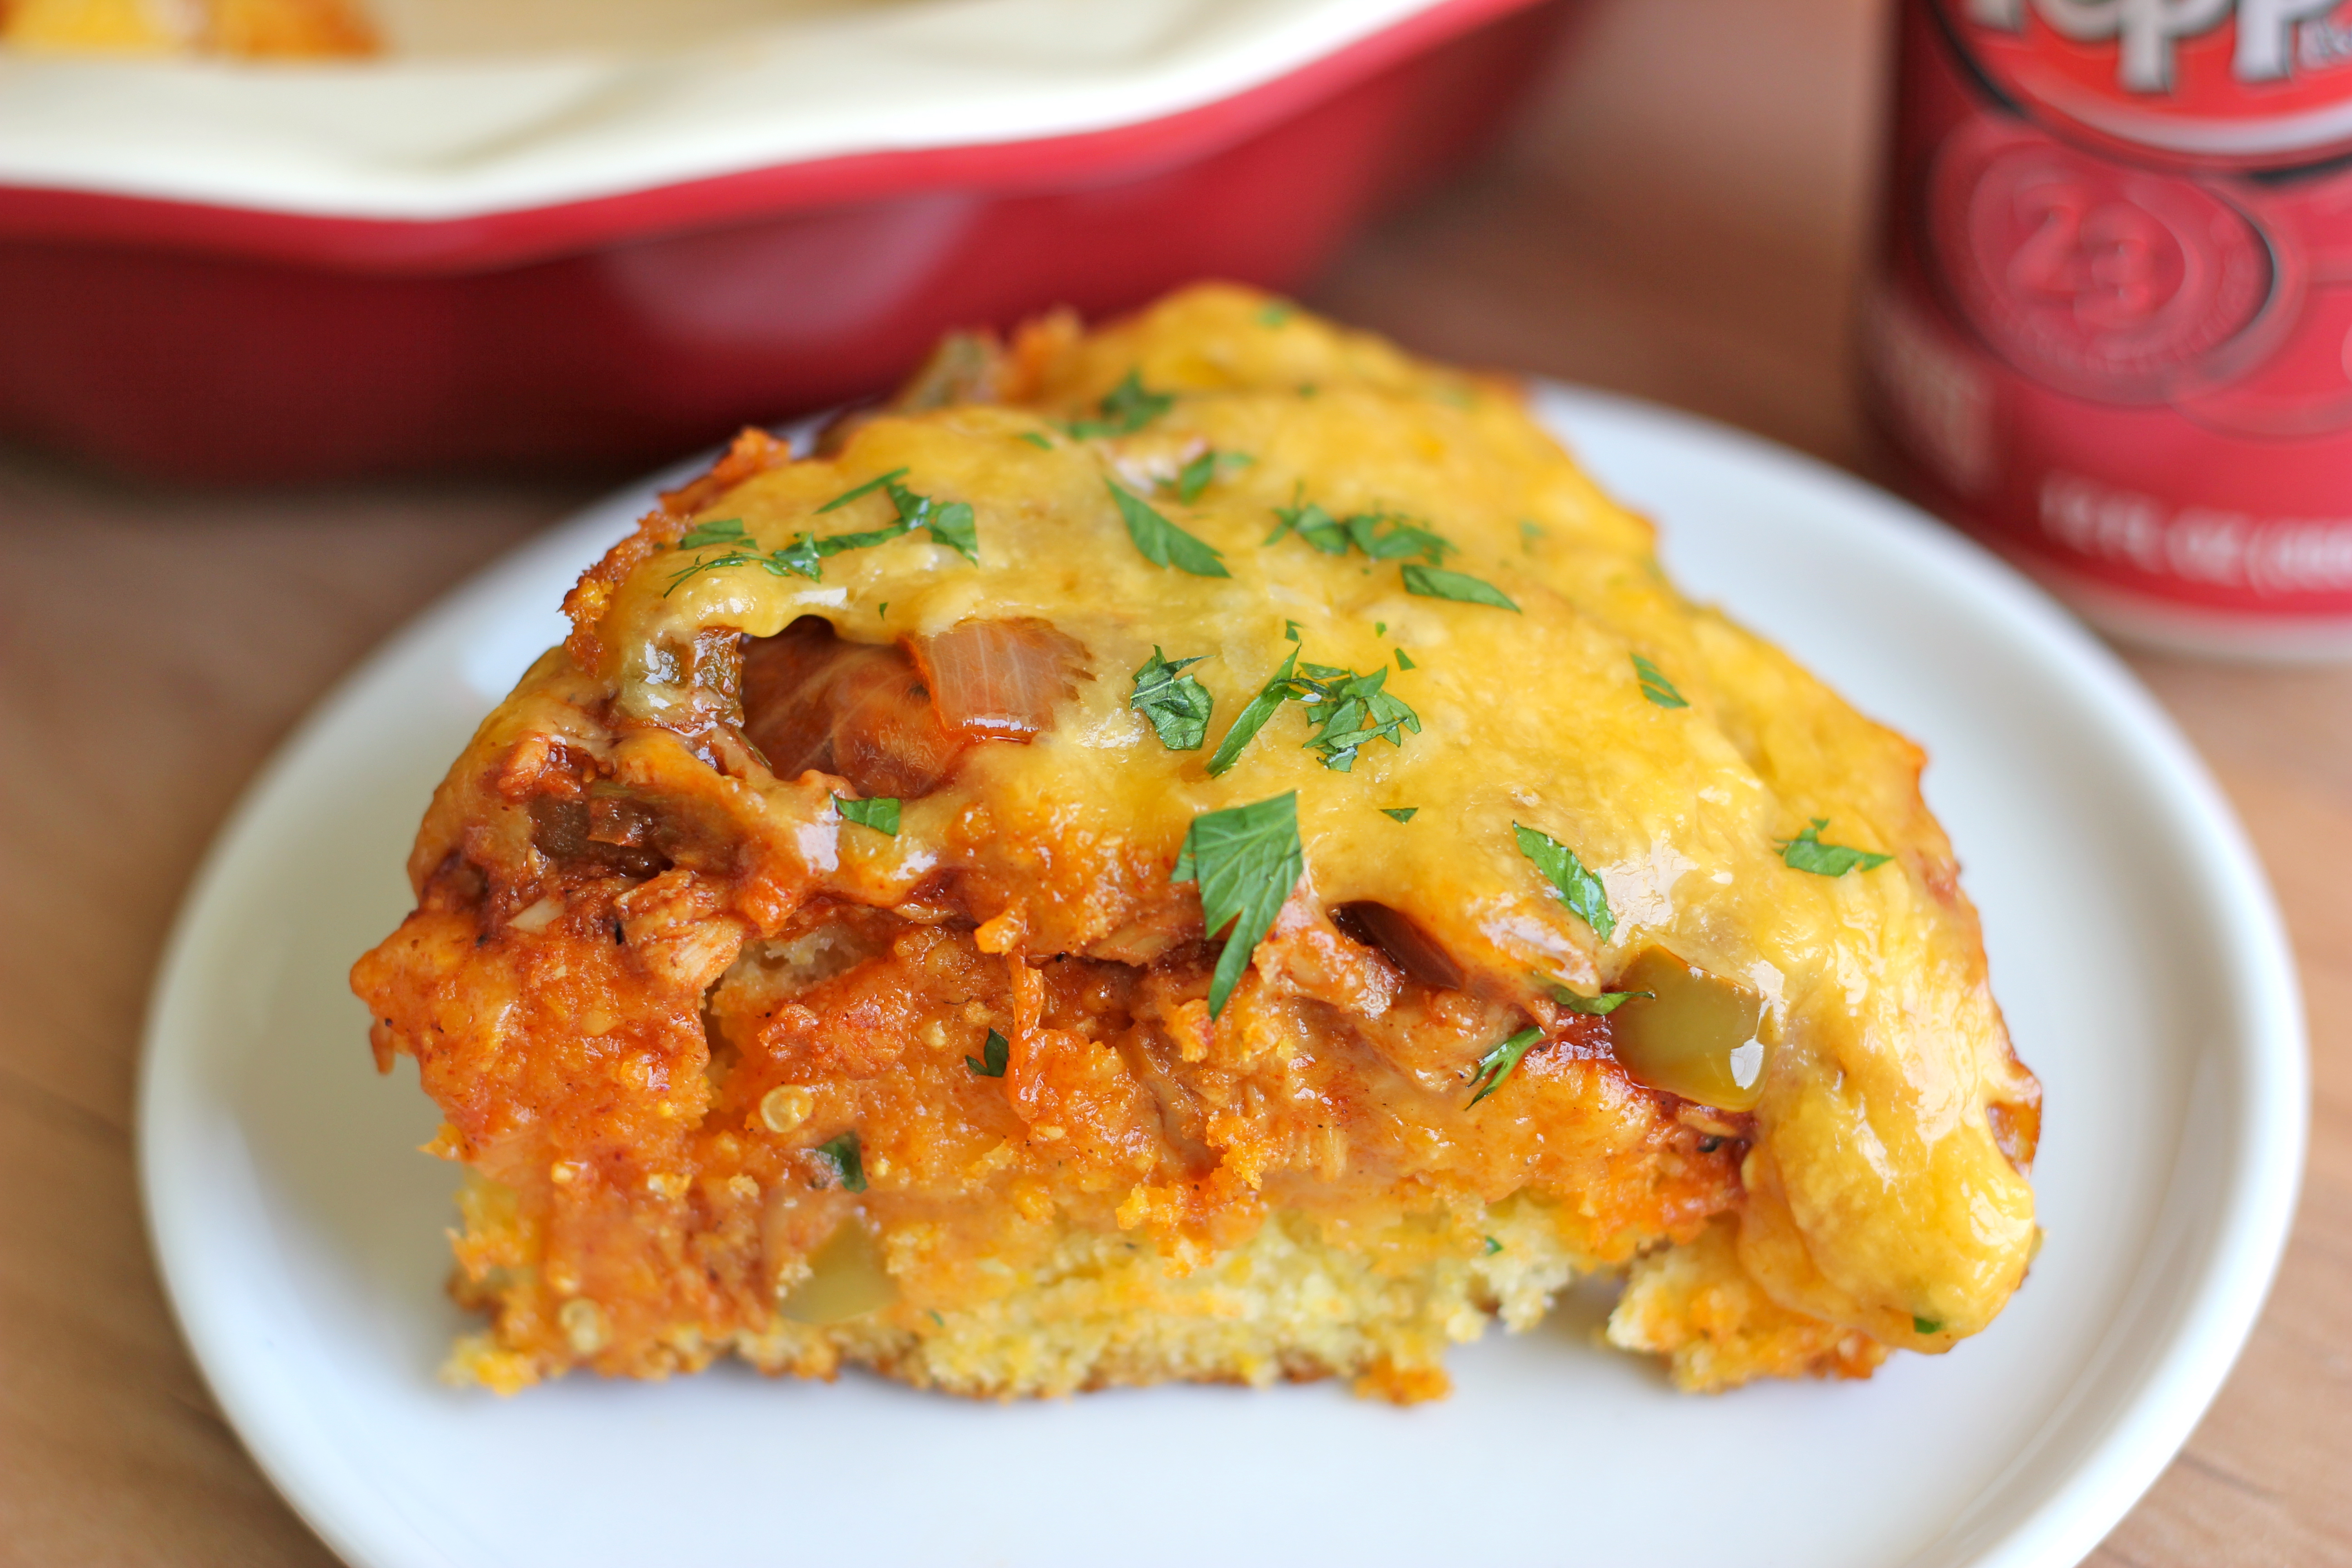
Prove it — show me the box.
[1870,0,2352,635]
[1945,0,2352,168]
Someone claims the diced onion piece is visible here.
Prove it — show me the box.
[778,1218,899,1325]
[912,618,1088,742]
[742,617,968,799]
[1608,948,1767,1112]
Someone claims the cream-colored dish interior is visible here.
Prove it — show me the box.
[0,0,1462,219]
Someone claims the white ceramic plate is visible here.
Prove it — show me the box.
[139,386,2308,1568]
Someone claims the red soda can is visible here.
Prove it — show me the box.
[1868,0,2352,657]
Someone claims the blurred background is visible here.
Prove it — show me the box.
[0,0,2345,1561]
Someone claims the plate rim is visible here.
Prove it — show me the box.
[137,382,2311,1568]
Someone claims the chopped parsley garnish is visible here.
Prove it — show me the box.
[835,795,901,835]
[1375,622,1387,637]
[966,1029,1009,1078]
[1172,792,1304,1017]
[1066,369,1172,439]
[1484,1236,1503,1255]
[1914,1316,1943,1335]
[666,473,977,593]
[1547,984,1647,1014]
[677,517,748,549]
[1520,520,1544,553]
[1382,807,1419,823]
[1110,482,1229,578]
[816,467,910,513]
[1292,662,1419,772]
[1175,451,1218,504]
[1172,448,1252,504]
[1205,648,1419,775]
[1017,431,1054,450]
[1130,647,1215,752]
[1632,654,1688,709]
[1264,499,1336,553]
[1264,498,1346,554]
[814,515,920,555]
[1402,564,1519,611]
[1284,619,1302,642]
[1514,823,1615,940]
[1778,818,1892,877]
[1205,648,1300,777]
[663,539,806,594]
[1265,497,1451,564]
[1467,1026,1544,1107]
[1395,649,1416,671]
[1259,302,1294,327]
[884,480,980,563]
[814,1131,867,1192]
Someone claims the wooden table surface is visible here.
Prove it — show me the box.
[2,0,2346,1562]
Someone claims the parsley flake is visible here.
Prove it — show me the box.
[817,468,911,513]
[666,473,980,594]
[1171,448,1252,504]
[966,1029,1009,1078]
[884,480,979,563]
[1375,621,1387,637]
[1017,431,1054,450]
[1110,482,1228,578]
[1205,648,1300,777]
[1519,520,1545,553]
[1175,451,1218,504]
[676,517,747,549]
[1259,302,1294,327]
[814,1131,867,1192]
[1514,823,1615,940]
[1293,662,1419,772]
[1205,647,1419,775]
[1284,619,1302,642]
[1382,807,1419,823]
[663,543,789,595]
[1546,984,1647,1014]
[1172,792,1304,1017]
[1484,1236,1503,1255]
[1266,497,1451,565]
[835,795,901,835]
[1067,369,1172,439]
[1914,1316,1943,1335]
[1778,819,1891,876]
[1395,649,1416,671]
[1265,497,1346,553]
[1633,654,1688,709]
[1402,564,1519,611]
[1467,1026,1544,1106]
[1130,646,1214,752]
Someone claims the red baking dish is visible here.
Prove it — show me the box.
[0,0,1570,483]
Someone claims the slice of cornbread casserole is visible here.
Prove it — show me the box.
[350,284,2040,1402]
